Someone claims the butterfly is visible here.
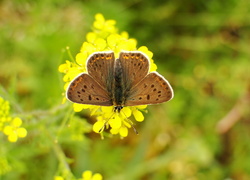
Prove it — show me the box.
[66,51,174,112]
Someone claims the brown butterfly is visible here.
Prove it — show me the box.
[66,51,174,112]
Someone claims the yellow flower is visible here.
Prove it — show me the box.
[93,13,117,37]
[54,176,64,180]
[3,119,27,143]
[0,97,27,142]
[54,170,103,180]
[82,170,103,180]
[59,13,158,137]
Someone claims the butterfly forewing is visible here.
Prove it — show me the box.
[87,52,115,93]
[66,73,112,106]
[118,51,149,89]
[125,72,174,106]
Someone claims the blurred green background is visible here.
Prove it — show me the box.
[1,0,250,179]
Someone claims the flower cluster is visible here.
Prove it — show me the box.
[54,170,103,180]
[0,97,27,142]
[59,13,157,137]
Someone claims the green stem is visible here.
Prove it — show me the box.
[66,46,77,64]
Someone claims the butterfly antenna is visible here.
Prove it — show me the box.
[120,110,139,135]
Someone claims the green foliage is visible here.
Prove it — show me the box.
[0,0,250,179]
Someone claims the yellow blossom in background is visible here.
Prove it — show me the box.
[54,170,103,180]
[0,97,27,142]
[82,170,103,180]
[59,13,157,137]
[54,176,64,180]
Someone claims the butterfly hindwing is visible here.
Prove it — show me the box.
[125,72,174,106]
[66,73,113,106]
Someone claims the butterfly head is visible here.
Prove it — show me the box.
[114,106,123,113]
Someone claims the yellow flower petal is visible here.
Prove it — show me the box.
[76,53,88,66]
[93,121,105,133]
[54,176,64,180]
[58,63,68,73]
[123,120,132,128]
[81,42,96,54]
[82,170,93,180]
[119,126,128,137]
[58,60,72,73]
[11,117,22,127]
[117,41,131,52]
[63,82,70,91]
[90,106,101,116]
[135,105,147,109]
[8,133,18,142]
[95,13,105,22]
[121,107,132,118]
[106,19,116,26]
[1,117,10,123]
[66,68,83,81]
[3,125,12,135]
[94,38,107,50]
[138,46,148,53]
[73,104,84,112]
[86,32,97,43]
[110,128,119,135]
[107,34,120,46]
[17,127,27,138]
[138,46,153,58]
[133,109,144,122]
[150,62,157,72]
[61,97,66,104]
[101,106,114,119]
[92,173,103,180]
[101,106,113,113]
[109,115,122,129]
[127,39,137,50]
[120,31,129,39]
